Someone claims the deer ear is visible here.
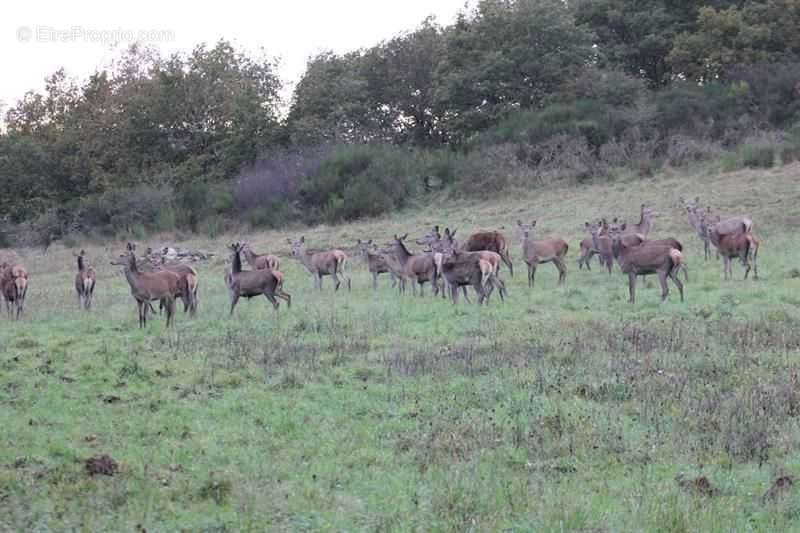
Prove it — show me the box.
[531,220,537,227]
[401,233,408,240]
[300,236,305,243]
[367,239,372,245]
[695,196,700,203]
[517,220,523,226]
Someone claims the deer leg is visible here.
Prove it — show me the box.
[658,271,670,301]
[264,291,279,310]
[166,297,175,327]
[331,272,341,292]
[504,254,514,277]
[555,258,567,286]
[628,272,637,304]
[373,272,378,291]
[527,263,533,288]
[277,289,291,308]
[229,293,240,316]
[669,269,684,302]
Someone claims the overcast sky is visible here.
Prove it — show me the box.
[1,0,474,115]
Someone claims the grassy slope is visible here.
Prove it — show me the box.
[2,163,800,531]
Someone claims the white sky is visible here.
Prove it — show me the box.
[0,0,474,116]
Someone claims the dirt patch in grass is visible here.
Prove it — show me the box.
[85,454,119,477]
[763,475,794,503]
[676,475,718,497]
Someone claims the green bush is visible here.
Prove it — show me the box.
[302,145,420,222]
[739,144,776,169]
[721,142,778,172]
[244,201,291,229]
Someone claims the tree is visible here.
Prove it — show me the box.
[669,1,800,82]
[434,0,594,143]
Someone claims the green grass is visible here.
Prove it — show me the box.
[2,164,800,531]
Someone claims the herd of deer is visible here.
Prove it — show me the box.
[0,197,760,326]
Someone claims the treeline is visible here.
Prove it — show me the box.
[2,0,800,245]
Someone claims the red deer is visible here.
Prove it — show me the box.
[1,262,27,320]
[355,239,399,290]
[624,204,656,238]
[587,220,615,274]
[442,248,507,303]
[385,234,439,296]
[111,243,181,328]
[439,250,503,305]
[225,243,291,314]
[74,250,96,310]
[706,223,759,280]
[517,221,569,287]
[241,243,280,271]
[288,237,351,291]
[462,229,514,277]
[608,226,684,304]
[156,258,199,316]
[578,221,601,271]
[614,232,690,283]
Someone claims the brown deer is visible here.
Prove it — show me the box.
[587,219,615,274]
[426,227,506,298]
[74,250,96,310]
[624,204,656,237]
[385,234,440,296]
[608,225,684,304]
[225,242,291,314]
[706,223,759,280]
[415,228,474,300]
[288,237,351,291]
[443,247,507,303]
[1,262,27,320]
[614,233,690,283]
[682,197,714,260]
[241,242,280,271]
[518,221,569,288]
[462,229,514,277]
[111,243,181,328]
[156,258,199,316]
[439,250,501,305]
[355,239,399,290]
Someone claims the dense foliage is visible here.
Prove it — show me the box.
[3,0,800,243]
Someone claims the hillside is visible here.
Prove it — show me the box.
[1,163,800,531]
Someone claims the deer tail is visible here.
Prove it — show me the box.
[669,248,683,277]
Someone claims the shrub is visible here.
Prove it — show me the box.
[234,145,330,212]
[301,144,420,222]
[740,144,776,169]
[80,186,173,236]
[244,201,291,229]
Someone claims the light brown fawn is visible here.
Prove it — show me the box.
[386,234,439,297]
[706,223,759,280]
[517,220,569,288]
[74,250,96,310]
[288,237,351,291]
[355,239,399,290]
[1,262,27,320]
[241,242,280,271]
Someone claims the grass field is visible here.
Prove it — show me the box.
[2,163,800,531]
